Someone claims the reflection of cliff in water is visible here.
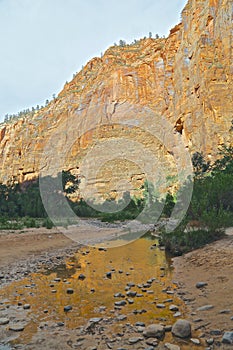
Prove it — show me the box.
[0,235,185,347]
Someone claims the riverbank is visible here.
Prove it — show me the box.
[173,227,233,348]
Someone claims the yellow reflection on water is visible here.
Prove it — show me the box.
[0,234,198,348]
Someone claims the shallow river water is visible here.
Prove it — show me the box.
[0,233,205,349]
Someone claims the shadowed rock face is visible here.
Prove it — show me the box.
[0,0,232,200]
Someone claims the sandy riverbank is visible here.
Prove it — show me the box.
[173,227,233,347]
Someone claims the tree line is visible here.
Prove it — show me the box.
[2,94,57,124]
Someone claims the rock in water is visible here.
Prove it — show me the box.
[78,274,86,280]
[106,272,112,279]
[169,305,179,311]
[172,319,191,338]
[114,300,127,306]
[9,324,25,332]
[64,305,72,312]
[66,288,74,294]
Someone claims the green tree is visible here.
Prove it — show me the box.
[119,39,126,47]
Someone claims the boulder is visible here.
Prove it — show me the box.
[172,319,191,338]
[143,324,165,339]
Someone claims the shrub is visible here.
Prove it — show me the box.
[42,218,54,229]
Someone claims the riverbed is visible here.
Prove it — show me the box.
[0,230,205,349]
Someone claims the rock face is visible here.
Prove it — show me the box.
[0,0,232,200]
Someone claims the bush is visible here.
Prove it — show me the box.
[23,217,38,228]
[42,218,54,229]
[159,224,225,256]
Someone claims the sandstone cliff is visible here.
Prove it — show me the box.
[0,0,232,200]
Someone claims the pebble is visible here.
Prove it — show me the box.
[222,331,233,344]
[164,343,181,350]
[197,305,214,311]
[0,318,9,325]
[127,282,135,287]
[210,329,222,335]
[191,338,201,345]
[137,326,145,333]
[9,324,25,332]
[115,300,127,307]
[172,319,191,338]
[169,305,179,312]
[128,337,143,344]
[23,304,31,310]
[106,272,112,279]
[219,309,231,314]
[164,299,173,303]
[127,299,134,304]
[54,278,61,282]
[116,315,127,321]
[206,338,214,345]
[78,274,86,280]
[64,305,72,312]
[166,290,175,295]
[89,317,102,323]
[146,338,158,346]
[114,293,125,298]
[156,303,165,309]
[98,247,106,251]
[66,288,74,294]
[196,282,208,288]
[99,306,106,312]
[126,291,137,298]
[135,322,145,327]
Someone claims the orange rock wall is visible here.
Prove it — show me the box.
[0,0,232,199]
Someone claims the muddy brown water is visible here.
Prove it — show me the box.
[0,233,205,349]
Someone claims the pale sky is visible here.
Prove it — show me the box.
[0,0,187,121]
